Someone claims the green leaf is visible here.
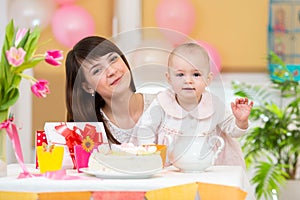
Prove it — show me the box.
[268,51,286,68]
[11,74,21,87]
[265,103,283,118]
[252,161,288,200]
[0,81,5,102]
[0,87,19,111]
[4,19,15,48]
[231,81,277,105]
[0,20,15,81]
[24,26,41,60]
[16,29,30,48]
[268,51,294,81]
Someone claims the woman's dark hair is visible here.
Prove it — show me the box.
[65,36,135,144]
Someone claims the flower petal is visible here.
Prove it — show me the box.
[31,79,50,98]
[15,28,28,46]
[45,50,63,66]
[6,47,26,67]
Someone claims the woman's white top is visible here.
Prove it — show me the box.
[100,93,156,143]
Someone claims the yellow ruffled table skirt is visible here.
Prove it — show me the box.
[0,182,247,200]
[0,164,254,200]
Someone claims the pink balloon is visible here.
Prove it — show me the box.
[155,0,196,45]
[54,0,76,5]
[51,5,95,48]
[197,40,222,74]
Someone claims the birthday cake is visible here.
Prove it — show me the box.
[88,143,163,174]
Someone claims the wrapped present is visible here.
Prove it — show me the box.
[43,122,107,169]
[35,130,48,169]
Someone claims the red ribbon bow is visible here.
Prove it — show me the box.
[78,124,103,145]
[54,123,103,169]
[54,124,82,169]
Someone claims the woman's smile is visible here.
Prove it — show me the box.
[110,76,122,86]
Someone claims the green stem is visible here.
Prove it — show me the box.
[0,109,9,162]
[14,57,44,73]
[19,73,36,82]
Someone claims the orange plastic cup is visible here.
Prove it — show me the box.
[143,144,167,167]
[36,145,64,173]
[155,145,167,167]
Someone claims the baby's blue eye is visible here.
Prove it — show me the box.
[176,73,184,77]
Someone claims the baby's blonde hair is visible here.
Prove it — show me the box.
[168,42,210,74]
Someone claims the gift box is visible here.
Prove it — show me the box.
[38,122,107,170]
[35,130,48,169]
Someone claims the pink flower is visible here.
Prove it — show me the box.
[15,28,28,46]
[31,80,50,98]
[6,47,26,66]
[45,50,63,66]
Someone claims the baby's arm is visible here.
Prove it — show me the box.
[230,97,254,129]
[130,99,164,145]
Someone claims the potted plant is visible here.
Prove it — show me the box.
[231,51,300,200]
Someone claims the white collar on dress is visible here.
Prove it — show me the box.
[157,89,215,119]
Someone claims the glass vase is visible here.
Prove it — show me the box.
[0,109,8,177]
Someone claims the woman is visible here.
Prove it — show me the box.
[65,36,155,144]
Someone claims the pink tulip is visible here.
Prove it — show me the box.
[15,28,28,46]
[6,47,26,66]
[45,50,63,66]
[31,79,50,98]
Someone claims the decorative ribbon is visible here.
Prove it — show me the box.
[42,142,54,152]
[0,117,33,178]
[33,169,95,180]
[54,123,102,169]
[54,124,82,169]
[79,124,103,145]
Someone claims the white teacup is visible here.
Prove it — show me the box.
[166,134,224,172]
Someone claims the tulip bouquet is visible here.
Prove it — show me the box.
[0,19,63,113]
[0,19,63,177]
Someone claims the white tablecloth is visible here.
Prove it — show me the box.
[0,164,255,200]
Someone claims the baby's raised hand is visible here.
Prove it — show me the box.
[231,97,254,129]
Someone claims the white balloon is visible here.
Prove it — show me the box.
[130,39,173,68]
[8,0,56,30]
[129,39,173,91]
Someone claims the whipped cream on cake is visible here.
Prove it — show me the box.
[88,143,163,174]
